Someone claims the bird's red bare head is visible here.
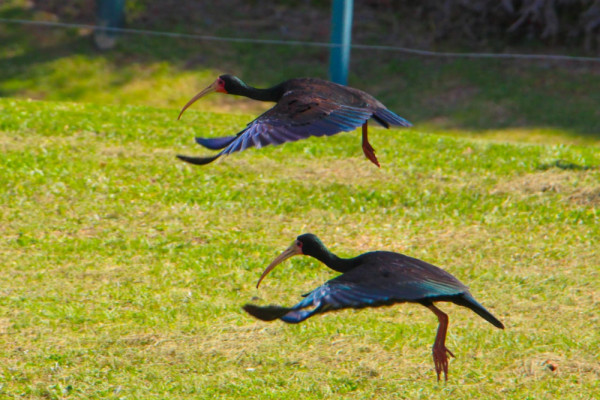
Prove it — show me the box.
[216,75,250,96]
[215,76,227,93]
[295,239,304,254]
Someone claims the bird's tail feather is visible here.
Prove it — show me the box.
[458,295,505,329]
[243,304,294,321]
[176,154,221,166]
[375,109,412,127]
[195,135,238,150]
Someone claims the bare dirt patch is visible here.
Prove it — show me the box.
[492,169,600,207]
[568,187,600,206]
[493,170,573,195]
[492,170,568,195]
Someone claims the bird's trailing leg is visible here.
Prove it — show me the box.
[428,304,455,381]
[361,122,380,168]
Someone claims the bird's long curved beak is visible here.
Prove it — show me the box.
[178,81,219,120]
[256,242,302,288]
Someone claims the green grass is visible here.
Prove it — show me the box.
[1,1,599,397]
[1,97,599,399]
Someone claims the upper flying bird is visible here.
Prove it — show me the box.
[176,75,412,167]
[244,233,504,381]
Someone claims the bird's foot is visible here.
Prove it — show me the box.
[362,141,380,168]
[432,343,455,381]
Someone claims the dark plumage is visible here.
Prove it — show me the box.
[244,233,504,381]
[176,75,411,167]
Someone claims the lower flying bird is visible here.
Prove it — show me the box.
[244,233,504,381]
[176,75,412,167]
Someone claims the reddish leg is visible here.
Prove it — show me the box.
[361,122,380,168]
[428,304,455,381]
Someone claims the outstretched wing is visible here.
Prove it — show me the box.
[218,93,374,156]
[196,107,412,151]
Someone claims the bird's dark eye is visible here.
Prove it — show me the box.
[296,240,303,248]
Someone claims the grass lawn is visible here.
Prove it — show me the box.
[1,1,599,398]
[0,97,599,399]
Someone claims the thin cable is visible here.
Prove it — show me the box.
[1,17,599,62]
[351,43,600,62]
[0,18,337,48]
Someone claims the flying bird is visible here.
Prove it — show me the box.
[176,75,412,167]
[244,233,504,381]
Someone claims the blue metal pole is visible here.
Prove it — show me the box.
[95,0,125,49]
[329,0,354,85]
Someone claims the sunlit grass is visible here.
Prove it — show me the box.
[0,97,599,398]
[1,2,599,397]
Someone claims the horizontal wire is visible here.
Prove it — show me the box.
[350,43,600,61]
[1,17,599,62]
[0,18,336,47]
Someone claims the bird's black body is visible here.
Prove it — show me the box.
[176,75,411,166]
[244,233,504,380]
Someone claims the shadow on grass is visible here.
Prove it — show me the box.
[537,159,597,171]
[1,4,599,139]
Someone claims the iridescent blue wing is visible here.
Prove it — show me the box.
[217,94,374,156]
[274,253,469,323]
[195,136,238,150]
[194,108,411,152]
[372,108,412,128]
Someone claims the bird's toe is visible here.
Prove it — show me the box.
[362,143,380,167]
[432,344,452,381]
